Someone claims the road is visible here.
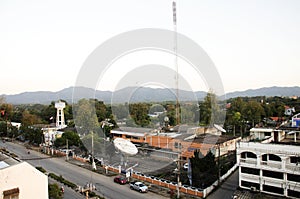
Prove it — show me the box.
[0,140,167,199]
[207,168,239,199]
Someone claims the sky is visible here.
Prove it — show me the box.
[1,0,300,95]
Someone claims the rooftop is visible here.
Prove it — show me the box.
[0,153,20,170]
[176,133,240,144]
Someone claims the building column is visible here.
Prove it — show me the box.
[259,169,263,192]
[281,157,286,170]
[238,166,242,187]
[257,154,261,167]
[284,172,288,197]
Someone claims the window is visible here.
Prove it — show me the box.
[262,154,281,162]
[288,189,300,198]
[263,170,283,179]
[241,181,260,190]
[287,174,300,183]
[125,135,131,139]
[265,132,271,136]
[241,167,260,175]
[241,151,257,159]
[262,154,267,161]
[3,188,19,199]
[174,142,181,148]
[263,185,283,195]
[269,154,281,162]
[290,156,300,164]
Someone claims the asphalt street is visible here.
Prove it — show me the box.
[207,168,239,199]
[0,140,168,199]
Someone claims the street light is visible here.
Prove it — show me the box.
[174,144,182,199]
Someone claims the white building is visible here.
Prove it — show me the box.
[249,128,285,143]
[0,155,48,199]
[55,101,67,129]
[10,122,21,130]
[42,126,64,146]
[237,142,300,198]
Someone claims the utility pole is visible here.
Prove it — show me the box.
[66,139,69,161]
[91,131,96,170]
[218,144,221,185]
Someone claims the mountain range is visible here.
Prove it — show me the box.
[1,86,300,104]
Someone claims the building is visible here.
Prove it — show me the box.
[249,128,285,143]
[111,126,240,161]
[55,101,67,129]
[10,122,21,130]
[41,126,64,146]
[0,154,48,199]
[237,142,300,198]
[292,113,300,128]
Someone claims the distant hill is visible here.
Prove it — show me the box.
[1,86,299,104]
[224,86,300,99]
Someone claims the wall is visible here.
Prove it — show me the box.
[0,162,48,199]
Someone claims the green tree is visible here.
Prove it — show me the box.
[54,130,83,149]
[0,103,13,121]
[242,100,265,127]
[93,99,107,122]
[0,121,7,136]
[129,103,150,127]
[190,149,217,188]
[48,183,63,199]
[73,99,99,135]
[21,126,43,144]
[21,110,42,127]
[200,91,223,126]
[231,111,241,136]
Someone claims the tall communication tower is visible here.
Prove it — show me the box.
[173,1,180,126]
[173,3,181,199]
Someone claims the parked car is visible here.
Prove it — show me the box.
[114,176,127,184]
[183,162,189,170]
[130,181,148,193]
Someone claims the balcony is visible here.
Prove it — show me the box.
[286,164,300,173]
[240,173,260,181]
[240,158,257,165]
[261,161,282,169]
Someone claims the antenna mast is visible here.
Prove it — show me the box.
[173,1,180,126]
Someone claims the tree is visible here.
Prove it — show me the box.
[21,126,43,144]
[48,183,63,199]
[0,103,13,121]
[200,91,223,126]
[73,99,99,135]
[242,101,265,127]
[129,103,150,127]
[190,149,217,188]
[54,130,83,149]
[93,99,107,122]
[40,101,56,123]
[21,110,42,127]
[112,104,129,120]
[231,111,241,136]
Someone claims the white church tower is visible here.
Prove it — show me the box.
[55,101,67,129]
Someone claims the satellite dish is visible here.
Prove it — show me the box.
[164,116,169,122]
[214,124,226,133]
[113,138,138,155]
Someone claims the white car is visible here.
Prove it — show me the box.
[183,163,189,170]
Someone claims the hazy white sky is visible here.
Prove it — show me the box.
[1,0,300,95]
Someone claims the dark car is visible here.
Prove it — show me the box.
[114,176,127,184]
